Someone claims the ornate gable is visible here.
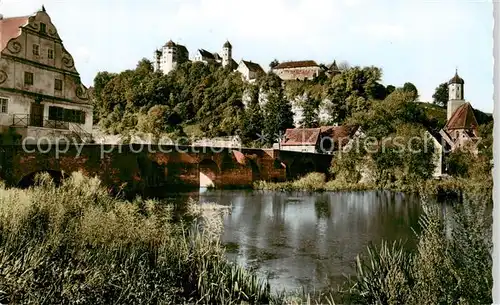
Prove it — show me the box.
[1,8,78,75]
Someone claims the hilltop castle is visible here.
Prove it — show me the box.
[152,39,343,84]
[153,40,237,75]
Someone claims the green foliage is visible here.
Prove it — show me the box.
[299,94,320,128]
[432,82,448,107]
[348,194,492,305]
[402,82,418,101]
[239,84,264,144]
[325,66,385,123]
[0,172,273,304]
[261,73,295,145]
[330,148,364,183]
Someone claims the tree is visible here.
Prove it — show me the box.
[326,66,383,123]
[269,59,280,69]
[240,84,264,145]
[137,105,181,137]
[262,74,294,145]
[386,85,396,95]
[299,93,320,128]
[432,82,448,107]
[402,82,418,101]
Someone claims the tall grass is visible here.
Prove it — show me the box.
[0,172,271,304]
[347,193,492,305]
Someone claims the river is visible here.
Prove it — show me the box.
[168,189,423,293]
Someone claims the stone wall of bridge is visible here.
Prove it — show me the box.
[0,144,333,195]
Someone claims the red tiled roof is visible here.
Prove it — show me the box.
[273,60,319,69]
[281,128,321,146]
[321,125,359,149]
[0,16,29,51]
[445,103,478,130]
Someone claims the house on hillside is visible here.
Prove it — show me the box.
[272,60,323,81]
[0,6,93,144]
[278,125,360,154]
[192,41,238,69]
[237,60,265,83]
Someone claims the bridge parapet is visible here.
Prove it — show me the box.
[0,144,333,195]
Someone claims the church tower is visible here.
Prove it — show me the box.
[222,40,232,68]
[447,70,465,120]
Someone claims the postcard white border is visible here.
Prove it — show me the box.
[493,0,499,303]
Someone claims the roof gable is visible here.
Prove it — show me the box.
[197,49,216,60]
[445,103,479,130]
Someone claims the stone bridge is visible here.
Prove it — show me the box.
[0,144,333,195]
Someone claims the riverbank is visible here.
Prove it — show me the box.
[253,172,492,199]
[0,173,273,304]
[0,172,491,304]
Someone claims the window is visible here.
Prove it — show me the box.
[54,79,63,91]
[0,98,8,113]
[24,72,33,85]
[33,44,39,56]
[48,106,85,124]
[48,49,54,59]
[40,23,46,33]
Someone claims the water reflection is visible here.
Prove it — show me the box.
[170,190,422,293]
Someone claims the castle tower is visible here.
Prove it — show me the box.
[222,40,232,68]
[162,39,177,74]
[447,69,465,120]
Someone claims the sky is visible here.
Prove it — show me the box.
[0,0,494,113]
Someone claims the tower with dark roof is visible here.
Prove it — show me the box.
[447,69,466,120]
[221,40,232,68]
[154,40,189,75]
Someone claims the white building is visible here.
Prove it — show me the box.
[193,41,237,69]
[236,60,264,83]
[0,6,93,144]
[153,40,189,75]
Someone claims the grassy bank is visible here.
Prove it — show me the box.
[253,172,492,199]
[0,172,492,304]
[0,173,271,304]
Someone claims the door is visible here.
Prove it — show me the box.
[30,103,44,127]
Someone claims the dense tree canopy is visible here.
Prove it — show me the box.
[432,82,449,107]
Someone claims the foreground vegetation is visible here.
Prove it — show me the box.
[348,192,492,304]
[0,173,271,304]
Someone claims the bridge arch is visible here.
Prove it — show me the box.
[18,170,65,189]
[199,159,219,188]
